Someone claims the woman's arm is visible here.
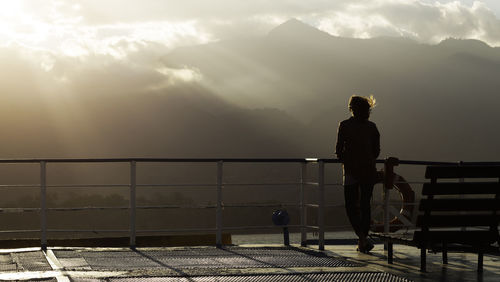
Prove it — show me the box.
[335,122,345,161]
[373,124,380,159]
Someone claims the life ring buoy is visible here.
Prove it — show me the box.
[371,170,415,233]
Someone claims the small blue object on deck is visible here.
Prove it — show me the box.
[272,210,290,246]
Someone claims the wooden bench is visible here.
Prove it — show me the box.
[372,165,500,272]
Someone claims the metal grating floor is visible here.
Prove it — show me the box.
[106,272,412,282]
[11,251,52,272]
[54,247,361,271]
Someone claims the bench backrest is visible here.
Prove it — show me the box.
[418,165,500,234]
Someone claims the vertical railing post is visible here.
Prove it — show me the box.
[300,161,307,247]
[318,160,325,251]
[216,161,223,247]
[130,161,136,249]
[383,157,399,235]
[459,161,466,231]
[383,163,391,235]
[40,161,47,251]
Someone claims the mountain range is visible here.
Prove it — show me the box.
[0,19,498,162]
[162,18,500,161]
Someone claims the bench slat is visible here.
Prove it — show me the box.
[413,230,498,245]
[416,214,499,227]
[422,182,500,195]
[425,165,500,179]
[419,199,500,211]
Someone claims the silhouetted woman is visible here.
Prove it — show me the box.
[335,95,380,253]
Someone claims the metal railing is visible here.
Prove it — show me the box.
[0,157,496,251]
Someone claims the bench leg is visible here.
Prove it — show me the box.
[388,241,393,264]
[420,247,426,272]
[478,251,483,272]
[442,242,448,264]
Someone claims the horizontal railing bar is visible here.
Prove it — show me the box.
[0,158,312,164]
[47,184,130,188]
[398,160,466,165]
[0,158,495,165]
[303,204,349,208]
[222,225,302,231]
[138,184,216,187]
[139,183,303,187]
[0,230,40,233]
[324,225,357,229]
[46,207,129,211]
[136,228,217,233]
[223,183,303,186]
[137,205,216,209]
[0,181,421,188]
[1,203,335,212]
[0,185,40,188]
[305,225,320,230]
[47,229,129,233]
[223,203,298,208]
[0,203,419,213]
[0,208,40,213]
[138,203,301,209]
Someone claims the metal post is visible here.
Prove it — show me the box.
[300,162,307,247]
[216,161,223,247]
[383,157,399,235]
[40,161,47,250]
[459,161,466,231]
[383,189,390,233]
[318,160,325,251]
[130,161,136,249]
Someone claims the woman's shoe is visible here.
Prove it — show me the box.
[364,240,374,253]
[357,239,374,253]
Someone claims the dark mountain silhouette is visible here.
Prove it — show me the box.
[0,82,311,159]
[163,19,500,161]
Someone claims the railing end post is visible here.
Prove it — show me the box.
[40,161,47,251]
[318,160,325,251]
[129,161,137,249]
[216,161,223,247]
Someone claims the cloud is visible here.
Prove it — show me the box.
[63,0,500,46]
[2,0,500,67]
[0,0,497,106]
[314,1,500,46]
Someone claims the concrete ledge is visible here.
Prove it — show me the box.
[0,234,232,248]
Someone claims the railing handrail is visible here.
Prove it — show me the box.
[0,157,497,165]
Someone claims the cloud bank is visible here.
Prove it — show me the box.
[1,1,498,99]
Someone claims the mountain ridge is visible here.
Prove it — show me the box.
[162,18,500,161]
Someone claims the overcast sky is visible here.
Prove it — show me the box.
[0,0,499,102]
[1,0,500,57]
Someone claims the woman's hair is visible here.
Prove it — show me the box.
[348,95,376,119]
